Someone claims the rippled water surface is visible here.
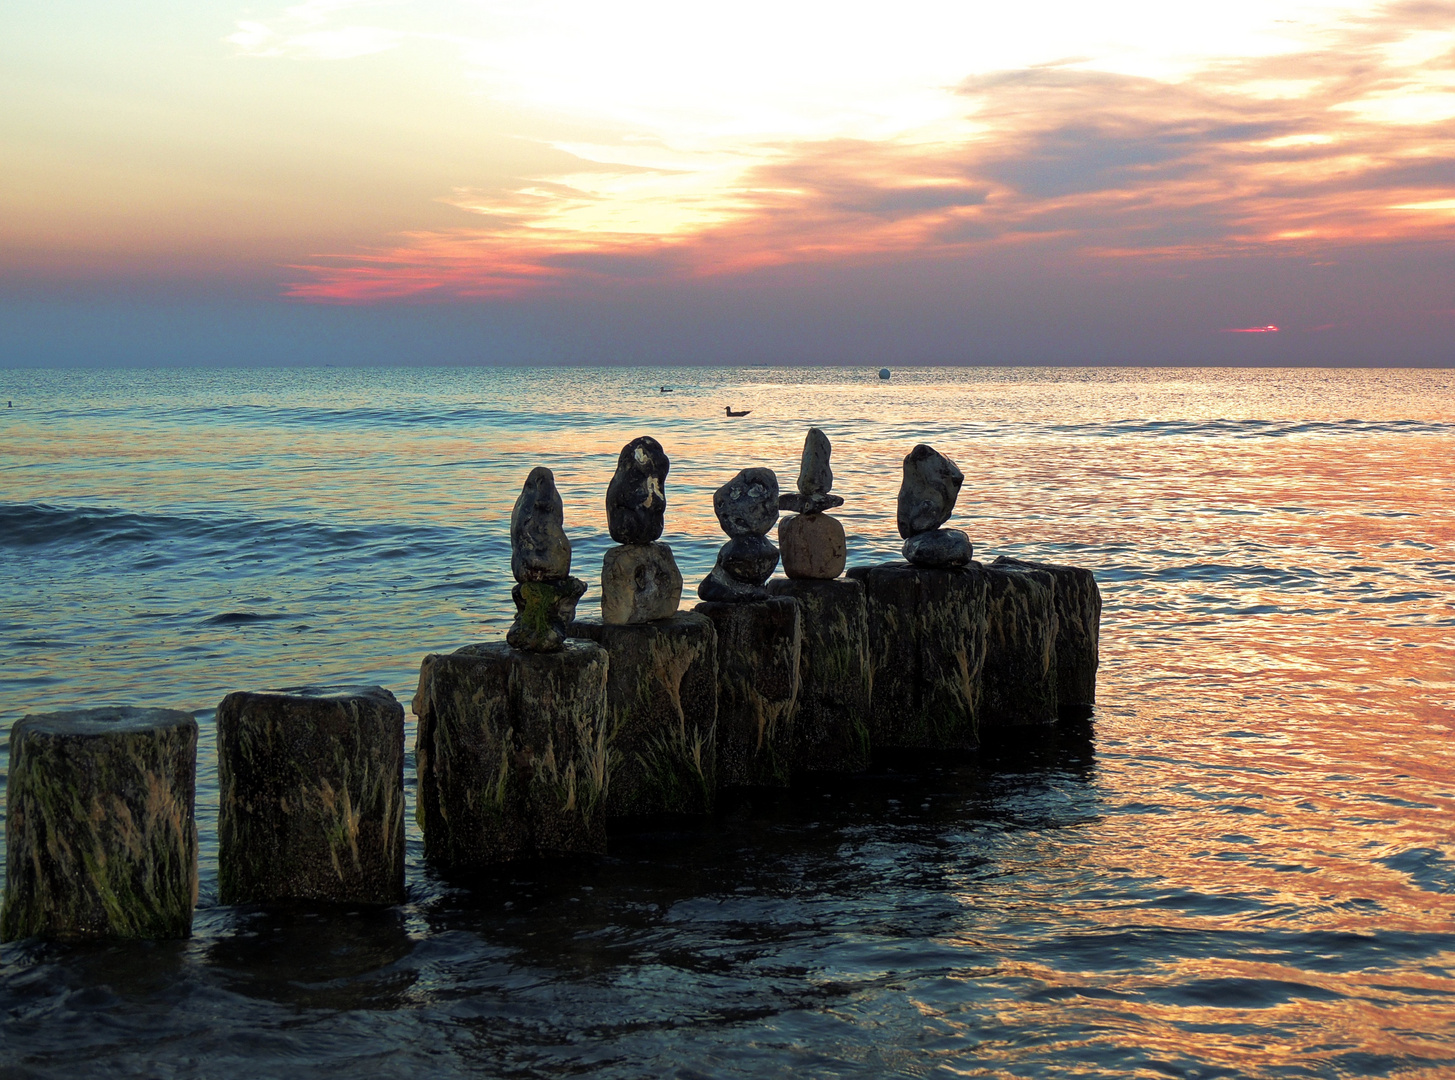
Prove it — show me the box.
[1,365,1452,1078]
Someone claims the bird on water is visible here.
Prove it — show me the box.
[725,406,751,417]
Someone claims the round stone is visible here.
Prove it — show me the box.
[605,436,670,544]
[901,528,972,568]
[779,512,847,580]
[713,467,779,538]
[721,534,779,586]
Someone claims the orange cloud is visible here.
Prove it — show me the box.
[283,1,1455,303]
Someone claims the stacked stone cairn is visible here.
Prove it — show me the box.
[599,436,682,623]
[694,467,802,787]
[767,429,871,773]
[897,443,972,568]
[508,466,587,651]
[568,437,719,818]
[413,467,611,873]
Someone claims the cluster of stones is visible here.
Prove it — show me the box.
[1,433,1104,944]
[897,443,973,568]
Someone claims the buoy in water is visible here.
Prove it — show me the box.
[878,368,891,380]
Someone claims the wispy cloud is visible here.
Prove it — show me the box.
[265,0,1455,301]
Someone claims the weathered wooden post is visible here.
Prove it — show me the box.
[2,707,197,942]
[413,466,612,872]
[695,466,801,787]
[216,685,406,905]
[768,428,871,773]
[568,436,719,816]
[980,561,1060,728]
[993,555,1100,717]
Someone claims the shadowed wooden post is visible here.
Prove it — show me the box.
[216,685,406,906]
[2,707,198,942]
[993,556,1100,717]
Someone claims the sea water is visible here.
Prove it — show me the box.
[0,365,1452,1078]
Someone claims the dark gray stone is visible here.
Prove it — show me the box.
[508,576,587,652]
[992,557,1100,714]
[766,577,871,773]
[981,562,1058,727]
[568,614,718,816]
[606,436,670,544]
[217,686,405,906]
[798,427,833,496]
[697,563,771,603]
[2,707,197,942]
[413,640,611,871]
[721,534,779,586]
[902,528,972,568]
[601,542,682,624]
[779,492,844,514]
[511,466,572,582]
[848,562,989,750]
[897,444,964,539]
[713,467,779,538]
[693,597,801,788]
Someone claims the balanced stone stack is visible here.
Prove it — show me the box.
[216,685,405,905]
[849,443,986,751]
[414,467,611,872]
[508,466,587,652]
[767,428,871,773]
[567,436,719,818]
[601,436,683,625]
[2,707,198,942]
[695,467,802,787]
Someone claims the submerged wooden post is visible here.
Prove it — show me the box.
[413,640,611,870]
[981,561,1059,728]
[2,707,198,942]
[568,613,718,816]
[216,685,406,905]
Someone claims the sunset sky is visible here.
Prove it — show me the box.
[3,0,1454,365]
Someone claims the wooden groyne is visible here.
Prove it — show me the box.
[1,431,1099,940]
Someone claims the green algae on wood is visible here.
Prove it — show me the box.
[693,596,801,788]
[2,707,198,943]
[765,577,871,774]
[216,686,406,906]
[568,613,718,816]
[413,639,610,871]
[992,555,1100,716]
[847,562,989,751]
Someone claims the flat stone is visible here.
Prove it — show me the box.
[765,577,871,773]
[981,562,1059,727]
[779,512,847,580]
[511,466,572,582]
[897,444,964,539]
[779,492,844,514]
[567,614,718,816]
[606,436,670,545]
[713,467,779,538]
[601,542,683,625]
[797,427,833,496]
[902,528,972,568]
[697,564,772,603]
[721,533,779,586]
[992,556,1100,715]
[413,640,610,871]
[693,597,801,788]
[216,686,405,906]
[508,576,587,652]
[2,707,198,942]
[847,562,989,751]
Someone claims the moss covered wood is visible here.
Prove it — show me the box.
[216,686,405,906]
[568,613,718,816]
[847,562,989,751]
[992,556,1100,715]
[693,596,801,788]
[765,577,871,773]
[980,562,1059,727]
[2,707,197,943]
[413,640,610,871]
